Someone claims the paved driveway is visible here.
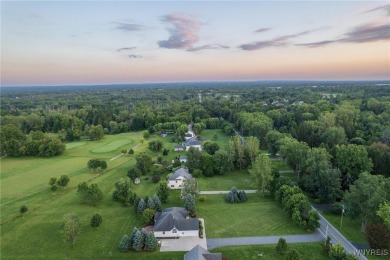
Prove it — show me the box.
[159,218,207,252]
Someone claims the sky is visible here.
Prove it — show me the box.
[1,1,389,86]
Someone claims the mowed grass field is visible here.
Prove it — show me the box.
[198,194,311,238]
[0,132,188,259]
[1,129,313,259]
[211,243,329,260]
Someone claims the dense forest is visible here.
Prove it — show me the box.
[1,82,390,176]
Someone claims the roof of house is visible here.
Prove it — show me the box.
[168,167,192,180]
[174,145,184,149]
[184,245,222,260]
[185,133,193,137]
[180,155,187,160]
[153,207,199,232]
[183,137,201,146]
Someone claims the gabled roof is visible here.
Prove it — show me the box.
[184,245,222,260]
[153,207,199,232]
[168,167,192,180]
[184,137,201,146]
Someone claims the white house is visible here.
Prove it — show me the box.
[183,137,202,151]
[153,207,199,238]
[167,167,193,189]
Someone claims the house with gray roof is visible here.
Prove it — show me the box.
[183,137,202,151]
[184,245,222,260]
[153,207,199,238]
[179,155,187,163]
[168,167,193,189]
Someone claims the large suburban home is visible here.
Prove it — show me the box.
[184,245,222,260]
[167,167,193,189]
[153,207,199,238]
[183,137,202,151]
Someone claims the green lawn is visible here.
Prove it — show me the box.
[91,139,133,153]
[211,243,329,260]
[197,169,256,191]
[200,129,231,147]
[198,194,312,238]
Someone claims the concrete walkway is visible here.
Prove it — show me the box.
[207,231,324,250]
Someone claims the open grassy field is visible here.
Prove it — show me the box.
[198,194,311,238]
[211,243,329,260]
[197,169,256,191]
[0,132,185,259]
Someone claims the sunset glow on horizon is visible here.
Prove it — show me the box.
[1,1,389,86]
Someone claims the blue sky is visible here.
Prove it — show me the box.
[1,1,389,86]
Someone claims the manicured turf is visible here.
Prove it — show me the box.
[200,129,231,147]
[211,243,329,259]
[198,194,311,238]
[66,141,87,149]
[91,139,133,153]
[197,169,256,191]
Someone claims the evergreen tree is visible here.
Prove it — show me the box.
[118,234,131,252]
[184,194,196,216]
[131,230,144,251]
[145,232,158,252]
[147,198,155,210]
[90,213,102,227]
[137,199,146,216]
[152,194,162,212]
[275,237,288,255]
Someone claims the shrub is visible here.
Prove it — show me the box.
[162,148,169,156]
[198,196,206,202]
[199,220,204,238]
[275,237,288,255]
[57,175,70,187]
[127,167,141,181]
[141,208,156,226]
[49,177,57,186]
[329,243,346,260]
[152,175,161,183]
[345,254,359,260]
[20,205,28,214]
[91,213,103,227]
[128,149,134,154]
[121,149,127,154]
[322,236,332,256]
[285,249,300,260]
[365,223,390,250]
[51,185,58,191]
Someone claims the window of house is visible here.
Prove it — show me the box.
[171,185,174,187]
[172,229,177,233]
[175,180,177,183]
[163,231,165,234]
